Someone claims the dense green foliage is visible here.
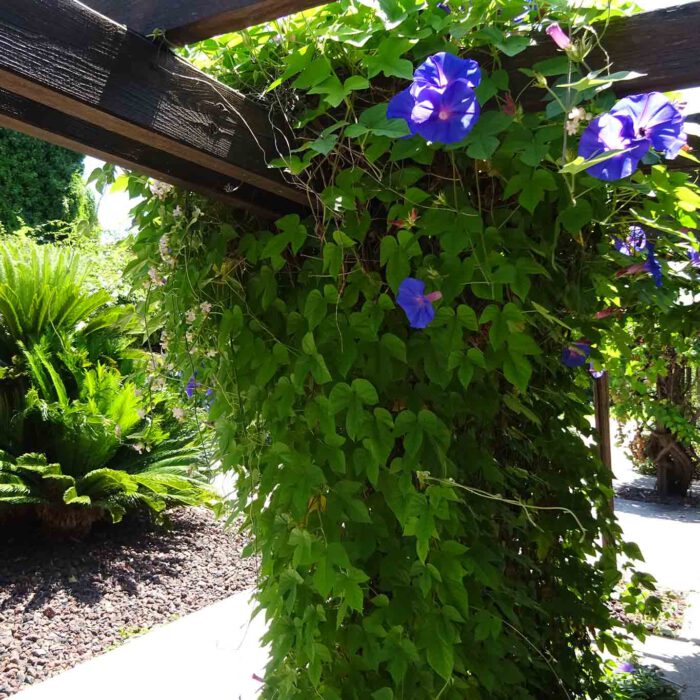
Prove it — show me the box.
[605,304,700,494]
[0,236,214,535]
[122,0,700,697]
[0,129,97,240]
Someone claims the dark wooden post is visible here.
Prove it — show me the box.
[594,373,615,547]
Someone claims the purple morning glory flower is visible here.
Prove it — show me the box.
[610,92,687,160]
[644,244,663,287]
[578,113,649,181]
[561,342,591,368]
[617,661,635,674]
[613,225,647,256]
[436,1,450,13]
[589,363,605,379]
[396,277,442,329]
[687,248,700,267]
[387,53,481,145]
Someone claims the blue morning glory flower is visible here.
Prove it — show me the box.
[643,243,663,287]
[412,52,481,91]
[561,342,591,368]
[579,93,686,181]
[396,277,442,329]
[387,53,481,145]
[578,113,649,181]
[613,225,647,256]
[437,1,451,13]
[185,375,200,399]
[687,248,700,267]
[610,92,686,159]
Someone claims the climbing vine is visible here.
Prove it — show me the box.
[122,0,700,697]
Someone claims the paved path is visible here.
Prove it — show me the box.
[611,424,700,697]
[12,591,266,700]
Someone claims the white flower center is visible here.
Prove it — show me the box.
[438,109,450,121]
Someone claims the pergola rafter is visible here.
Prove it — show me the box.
[82,0,323,45]
[0,1,698,217]
[0,0,307,216]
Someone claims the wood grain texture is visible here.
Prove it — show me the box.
[0,89,305,217]
[508,2,700,110]
[84,0,323,44]
[0,0,306,210]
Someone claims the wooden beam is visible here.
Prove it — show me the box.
[593,373,615,547]
[0,89,302,218]
[0,0,306,213]
[508,3,700,109]
[83,0,322,45]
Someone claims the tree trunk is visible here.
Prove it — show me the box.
[650,352,697,497]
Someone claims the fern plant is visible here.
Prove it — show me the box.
[0,236,215,535]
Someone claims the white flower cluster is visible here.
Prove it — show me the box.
[565,107,592,136]
[159,235,177,267]
[149,180,174,200]
[148,266,166,287]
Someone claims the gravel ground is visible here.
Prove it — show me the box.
[0,508,257,698]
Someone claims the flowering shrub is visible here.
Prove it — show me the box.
[124,0,700,697]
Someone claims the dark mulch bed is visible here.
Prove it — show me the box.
[0,508,257,699]
[615,484,700,507]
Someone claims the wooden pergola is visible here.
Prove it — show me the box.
[0,0,697,492]
[0,1,698,219]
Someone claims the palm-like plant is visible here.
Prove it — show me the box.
[0,236,215,535]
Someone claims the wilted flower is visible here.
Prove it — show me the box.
[546,22,571,50]
[595,308,617,320]
[206,349,217,358]
[132,443,145,454]
[387,52,481,144]
[561,342,591,368]
[173,205,183,218]
[502,92,517,117]
[137,409,146,420]
[186,309,197,324]
[579,93,686,181]
[396,277,442,329]
[613,226,647,256]
[114,424,122,438]
[200,302,212,315]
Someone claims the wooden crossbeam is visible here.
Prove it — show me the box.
[509,2,700,109]
[83,0,323,45]
[0,90,298,218]
[0,0,307,215]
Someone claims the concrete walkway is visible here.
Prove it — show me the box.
[612,427,700,697]
[12,591,266,700]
